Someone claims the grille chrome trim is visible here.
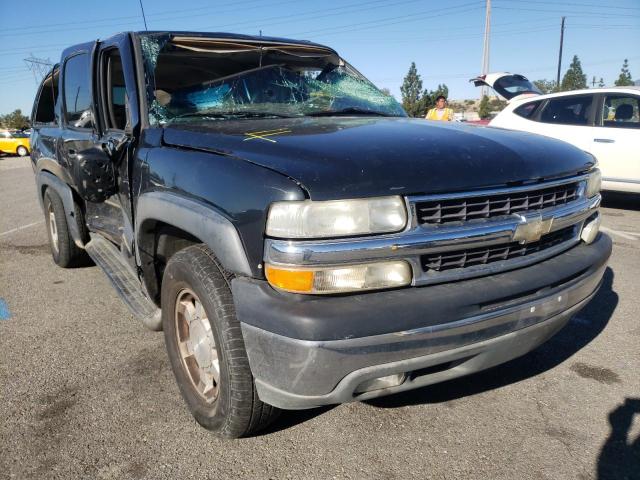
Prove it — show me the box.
[264,176,599,286]
[409,174,588,204]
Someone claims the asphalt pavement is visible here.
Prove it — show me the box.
[1,154,639,480]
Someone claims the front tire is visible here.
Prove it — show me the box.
[16,145,28,157]
[161,245,279,438]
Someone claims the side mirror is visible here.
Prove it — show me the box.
[101,131,130,160]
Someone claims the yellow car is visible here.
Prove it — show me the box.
[0,130,30,156]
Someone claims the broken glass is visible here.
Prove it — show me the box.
[139,35,405,125]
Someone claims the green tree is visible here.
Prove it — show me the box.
[489,98,507,111]
[598,78,605,88]
[399,63,450,117]
[533,79,557,94]
[478,95,490,119]
[400,62,424,117]
[614,59,633,86]
[433,83,449,100]
[0,109,30,130]
[560,55,587,91]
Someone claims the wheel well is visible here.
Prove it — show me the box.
[40,176,89,244]
[142,222,202,305]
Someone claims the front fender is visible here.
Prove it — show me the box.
[135,191,252,279]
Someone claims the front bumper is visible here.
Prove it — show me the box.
[233,234,611,410]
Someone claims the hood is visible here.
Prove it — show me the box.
[162,117,594,200]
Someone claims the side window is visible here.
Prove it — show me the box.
[33,67,59,124]
[602,95,640,129]
[63,53,94,128]
[102,49,128,131]
[540,95,593,126]
[514,100,542,119]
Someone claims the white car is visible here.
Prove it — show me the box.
[472,73,640,194]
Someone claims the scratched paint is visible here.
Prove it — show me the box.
[0,299,10,320]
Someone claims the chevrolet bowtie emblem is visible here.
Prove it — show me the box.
[513,214,554,244]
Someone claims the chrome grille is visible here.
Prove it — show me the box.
[421,226,576,272]
[416,182,580,225]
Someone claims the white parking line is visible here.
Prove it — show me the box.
[601,226,638,241]
[0,221,42,238]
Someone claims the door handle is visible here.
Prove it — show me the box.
[594,138,615,143]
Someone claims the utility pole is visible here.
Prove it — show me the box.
[480,0,491,98]
[556,16,565,88]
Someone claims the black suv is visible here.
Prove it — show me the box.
[30,31,610,438]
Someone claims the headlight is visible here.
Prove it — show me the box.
[266,196,407,239]
[586,169,601,198]
[265,261,412,294]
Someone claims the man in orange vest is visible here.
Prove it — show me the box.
[425,95,454,121]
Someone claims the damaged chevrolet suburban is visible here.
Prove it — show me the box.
[30,31,611,438]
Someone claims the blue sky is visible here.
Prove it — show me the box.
[1,0,639,115]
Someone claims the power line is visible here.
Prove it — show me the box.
[198,0,427,32]
[0,0,300,38]
[287,2,484,37]
[496,0,640,11]
[492,5,640,17]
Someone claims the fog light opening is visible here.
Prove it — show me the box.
[354,373,406,394]
[581,213,601,244]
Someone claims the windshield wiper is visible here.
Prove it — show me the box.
[165,111,298,126]
[306,108,396,117]
[224,111,298,119]
[166,111,296,124]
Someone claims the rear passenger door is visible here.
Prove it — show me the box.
[532,94,597,153]
[59,44,118,207]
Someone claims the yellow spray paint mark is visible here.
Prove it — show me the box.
[243,128,291,143]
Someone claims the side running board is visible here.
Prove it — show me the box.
[84,234,162,331]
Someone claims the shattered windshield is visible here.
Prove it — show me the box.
[139,34,405,125]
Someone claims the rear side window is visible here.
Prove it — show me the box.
[602,95,640,129]
[33,67,59,124]
[540,95,593,126]
[63,53,94,128]
[514,100,542,119]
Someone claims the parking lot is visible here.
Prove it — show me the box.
[0,154,638,479]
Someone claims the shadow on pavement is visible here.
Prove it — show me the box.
[601,192,640,211]
[367,267,618,408]
[597,398,640,480]
[262,405,335,435]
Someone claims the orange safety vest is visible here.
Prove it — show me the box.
[425,107,454,121]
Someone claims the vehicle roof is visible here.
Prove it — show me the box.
[511,85,640,104]
[135,31,332,49]
[59,31,338,64]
